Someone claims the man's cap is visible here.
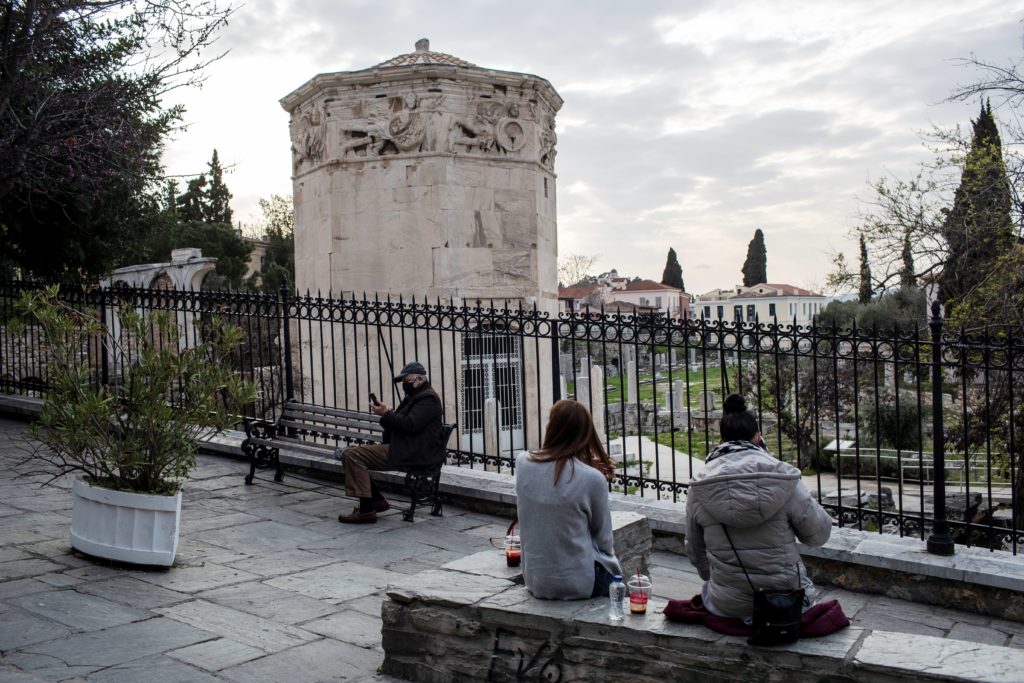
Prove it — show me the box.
[393,361,427,382]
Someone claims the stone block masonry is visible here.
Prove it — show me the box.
[381,568,1024,682]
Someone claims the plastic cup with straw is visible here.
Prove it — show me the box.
[627,567,652,614]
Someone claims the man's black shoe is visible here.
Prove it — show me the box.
[338,508,378,524]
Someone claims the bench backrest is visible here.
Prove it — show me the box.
[280,400,383,444]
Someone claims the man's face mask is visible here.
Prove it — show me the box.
[402,376,422,394]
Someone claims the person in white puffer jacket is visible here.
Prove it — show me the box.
[686,394,834,618]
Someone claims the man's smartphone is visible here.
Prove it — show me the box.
[369,393,379,406]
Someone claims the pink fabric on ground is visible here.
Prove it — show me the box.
[663,595,850,638]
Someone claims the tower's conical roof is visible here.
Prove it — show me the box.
[373,39,475,68]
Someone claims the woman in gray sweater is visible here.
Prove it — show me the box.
[515,400,622,600]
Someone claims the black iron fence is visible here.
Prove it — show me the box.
[1,281,1021,554]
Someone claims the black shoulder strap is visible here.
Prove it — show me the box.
[721,525,756,593]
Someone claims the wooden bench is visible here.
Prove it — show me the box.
[242,400,456,522]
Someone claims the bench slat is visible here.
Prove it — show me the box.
[282,410,383,433]
[284,402,383,423]
[278,419,384,444]
[247,436,337,457]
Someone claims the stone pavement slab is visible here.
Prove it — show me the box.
[130,562,261,594]
[155,599,316,653]
[197,580,340,623]
[0,560,66,582]
[75,576,191,609]
[855,631,1024,682]
[300,609,385,649]
[264,561,407,603]
[220,548,336,578]
[0,603,71,651]
[216,638,383,683]
[7,589,150,632]
[166,638,266,673]
[3,617,212,679]
[80,655,221,683]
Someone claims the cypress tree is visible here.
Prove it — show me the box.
[899,231,916,288]
[660,247,685,290]
[859,235,873,304]
[204,149,233,225]
[741,229,767,287]
[938,101,1014,311]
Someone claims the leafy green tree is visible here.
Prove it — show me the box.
[857,286,926,332]
[247,195,295,293]
[858,235,873,303]
[741,229,767,287]
[660,247,685,290]
[0,1,232,278]
[177,176,208,223]
[139,152,250,288]
[938,102,1015,314]
[819,286,925,333]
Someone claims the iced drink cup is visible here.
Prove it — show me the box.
[505,534,521,567]
[627,575,652,614]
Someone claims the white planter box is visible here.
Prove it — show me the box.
[70,478,182,566]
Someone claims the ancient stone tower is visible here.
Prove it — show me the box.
[279,42,563,453]
[280,39,562,307]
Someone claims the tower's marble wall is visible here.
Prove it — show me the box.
[281,42,562,309]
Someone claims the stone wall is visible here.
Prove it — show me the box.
[381,569,1024,682]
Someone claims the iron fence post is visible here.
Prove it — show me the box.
[281,285,294,402]
[550,318,561,401]
[927,300,955,555]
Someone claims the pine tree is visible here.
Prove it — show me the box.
[899,231,915,288]
[660,247,685,291]
[204,149,233,225]
[859,235,873,304]
[938,101,1015,311]
[164,180,179,216]
[741,229,767,287]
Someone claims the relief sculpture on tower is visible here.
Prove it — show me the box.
[449,101,525,155]
[303,90,552,168]
[290,102,327,172]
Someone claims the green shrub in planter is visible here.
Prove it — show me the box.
[17,286,256,495]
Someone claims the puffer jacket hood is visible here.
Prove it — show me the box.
[690,440,801,529]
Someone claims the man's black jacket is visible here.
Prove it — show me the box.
[380,383,445,467]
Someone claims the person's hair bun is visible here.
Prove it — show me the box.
[723,393,747,414]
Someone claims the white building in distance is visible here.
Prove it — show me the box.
[696,283,829,325]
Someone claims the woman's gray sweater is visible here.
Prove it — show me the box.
[515,451,621,599]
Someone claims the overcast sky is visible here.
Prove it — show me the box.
[161,0,1024,295]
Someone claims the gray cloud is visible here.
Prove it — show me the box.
[162,0,1023,293]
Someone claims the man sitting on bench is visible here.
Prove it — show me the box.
[338,361,445,524]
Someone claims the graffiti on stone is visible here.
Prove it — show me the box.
[487,627,565,681]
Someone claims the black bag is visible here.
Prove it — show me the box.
[723,526,804,646]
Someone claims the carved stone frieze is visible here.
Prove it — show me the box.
[320,90,550,167]
[290,103,327,172]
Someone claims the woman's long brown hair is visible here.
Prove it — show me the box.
[529,400,615,484]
